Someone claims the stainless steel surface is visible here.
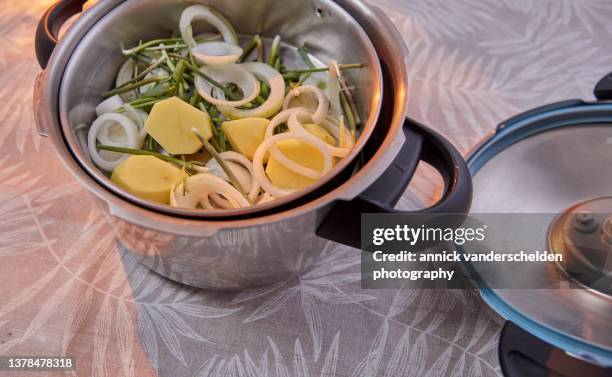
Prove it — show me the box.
[35,0,409,289]
[471,125,612,357]
[60,0,382,218]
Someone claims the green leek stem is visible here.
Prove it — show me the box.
[122,37,186,55]
[122,35,216,55]
[256,38,265,63]
[297,46,316,85]
[267,35,281,67]
[98,145,203,170]
[145,43,188,51]
[282,63,363,76]
[173,60,187,84]
[340,91,357,132]
[104,76,169,98]
[116,57,165,91]
[239,35,261,63]
[161,49,176,72]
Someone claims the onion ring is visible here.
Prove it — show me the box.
[287,113,354,158]
[95,95,123,117]
[116,59,138,102]
[264,108,324,179]
[252,132,332,198]
[205,151,261,202]
[195,64,260,108]
[282,85,329,124]
[219,62,285,119]
[170,174,249,209]
[87,113,139,171]
[191,41,243,65]
[180,5,238,47]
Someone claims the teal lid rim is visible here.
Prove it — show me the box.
[464,101,612,367]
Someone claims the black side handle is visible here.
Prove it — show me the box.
[317,118,473,248]
[35,0,87,69]
[499,322,610,377]
[594,71,612,101]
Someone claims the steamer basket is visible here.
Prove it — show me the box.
[56,0,383,218]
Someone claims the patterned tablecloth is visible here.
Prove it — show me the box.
[1,0,611,376]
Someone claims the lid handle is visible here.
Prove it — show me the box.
[594,71,612,101]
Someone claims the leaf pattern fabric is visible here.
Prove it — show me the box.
[1,0,610,376]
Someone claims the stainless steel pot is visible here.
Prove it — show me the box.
[34,0,472,289]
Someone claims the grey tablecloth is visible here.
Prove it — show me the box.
[1,0,611,376]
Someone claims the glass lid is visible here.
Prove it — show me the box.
[467,101,612,366]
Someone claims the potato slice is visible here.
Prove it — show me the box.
[265,139,333,190]
[145,97,212,154]
[221,118,269,160]
[302,123,335,145]
[111,155,182,204]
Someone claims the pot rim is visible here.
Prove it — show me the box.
[36,0,409,237]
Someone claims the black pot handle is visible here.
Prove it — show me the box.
[317,118,473,248]
[499,322,610,377]
[35,0,87,69]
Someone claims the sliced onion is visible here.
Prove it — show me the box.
[122,104,148,143]
[263,108,323,179]
[328,115,355,150]
[283,85,329,124]
[219,62,285,120]
[170,174,249,209]
[204,192,240,210]
[338,116,354,150]
[288,112,354,158]
[205,151,260,202]
[195,64,259,108]
[257,192,276,205]
[94,102,147,146]
[180,5,238,47]
[252,132,332,198]
[283,90,318,114]
[191,41,243,65]
[95,123,128,146]
[328,60,342,119]
[116,59,138,102]
[95,95,123,116]
[87,113,139,171]
[264,108,312,138]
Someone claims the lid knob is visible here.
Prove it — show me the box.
[572,211,598,233]
[548,197,612,296]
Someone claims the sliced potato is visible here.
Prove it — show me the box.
[145,97,212,154]
[221,117,269,160]
[111,155,182,204]
[302,123,335,145]
[265,139,332,190]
